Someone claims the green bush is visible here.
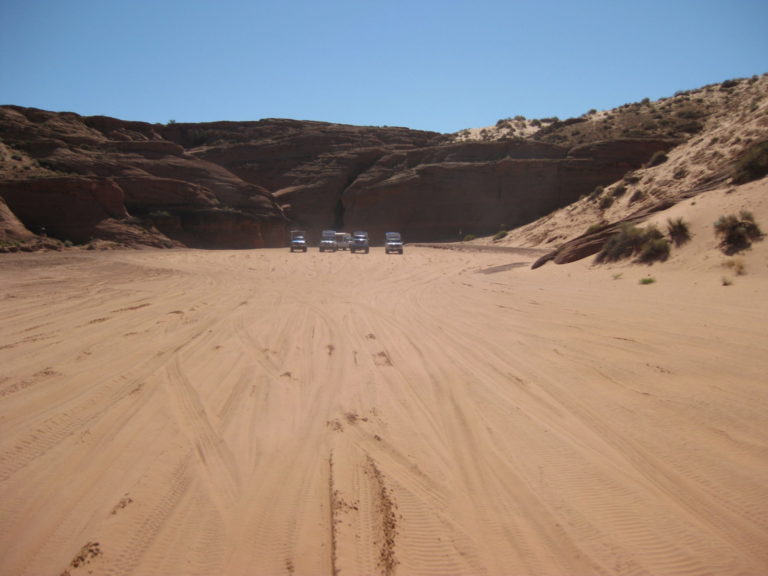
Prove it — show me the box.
[732,140,768,184]
[667,217,691,247]
[714,211,764,254]
[596,223,669,264]
[639,277,656,285]
[463,234,476,242]
[493,230,508,241]
[638,236,670,263]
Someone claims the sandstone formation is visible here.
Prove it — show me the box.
[0,107,289,249]
[0,99,694,249]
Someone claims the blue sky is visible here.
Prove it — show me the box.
[1,0,766,133]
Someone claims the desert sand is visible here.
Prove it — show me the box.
[2,186,768,575]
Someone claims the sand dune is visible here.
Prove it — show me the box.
[1,213,767,574]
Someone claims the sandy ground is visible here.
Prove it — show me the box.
[1,224,768,575]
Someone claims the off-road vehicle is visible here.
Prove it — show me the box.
[335,232,352,250]
[290,230,307,252]
[350,231,369,254]
[319,230,338,252]
[384,232,403,254]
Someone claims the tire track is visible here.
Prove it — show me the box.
[163,357,240,509]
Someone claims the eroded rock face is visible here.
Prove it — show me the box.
[1,177,127,242]
[0,195,36,243]
[1,106,675,249]
[0,106,289,249]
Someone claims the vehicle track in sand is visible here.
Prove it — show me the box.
[1,247,767,575]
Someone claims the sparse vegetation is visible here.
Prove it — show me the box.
[463,234,476,242]
[598,195,615,210]
[611,184,627,197]
[492,230,508,241]
[639,276,656,285]
[714,210,763,254]
[637,235,671,263]
[589,186,604,200]
[628,190,646,205]
[666,217,691,247]
[731,140,768,184]
[673,166,688,180]
[596,223,670,264]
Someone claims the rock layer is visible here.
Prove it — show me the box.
[1,105,674,249]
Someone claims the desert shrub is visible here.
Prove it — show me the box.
[673,166,688,180]
[596,223,669,264]
[623,172,641,184]
[675,109,703,120]
[678,121,704,134]
[628,190,646,205]
[585,223,605,235]
[666,217,691,247]
[598,195,615,210]
[714,211,764,254]
[731,140,768,184]
[637,236,670,263]
[612,184,627,197]
[463,234,476,242]
[646,150,669,167]
[589,186,604,200]
[596,223,646,262]
[493,230,508,241]
[639,277,656,285]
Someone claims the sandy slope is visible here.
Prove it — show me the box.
[1,227,767,575]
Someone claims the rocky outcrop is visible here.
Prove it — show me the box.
[0,195,36,243]
[0,106,289,249]
[531,200,677,268]
[1,177,127,242]
[1,105,676,249]
[342,139,674,242]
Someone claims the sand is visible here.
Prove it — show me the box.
[2,198,768,574]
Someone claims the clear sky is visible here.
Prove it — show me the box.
[1,0,766,134]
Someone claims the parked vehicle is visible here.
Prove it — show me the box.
[384,232,404,254]
[350,231,369,254]
[319,230,338,252]
[289,230,308,252]
[335,232,352,250]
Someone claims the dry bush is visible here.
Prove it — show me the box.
[596,223,670,264]
[667,217,691,247]
[714,211,763,254]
